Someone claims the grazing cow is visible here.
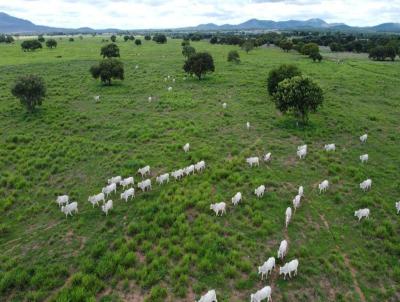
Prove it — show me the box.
[171,169,184,180]
[61,202,78,218]
[210,202,226,216]
[324,144,336,151]
[250,286,272,302]
[148,96,152,102]
[168,86,173,91]
[292,195,301,210]
[395,201,400,214]
[255,185,266,198]
[298,186,304,197]
[360,154,369,163]
[183,143,190,153]
[246,157,259,167]
[285,207,292,228]
[360,134,368,143]
[94,95,100,102]
[102,200,113,215]
[120,188,135,202]
[298,144,307,151]
[156,173,169,185]
[277,240,288,260]
[360,179,372,191]
[319,180,329,193]
[279,259,299,280]
[195,160,206,172]
[246,122,250,130]
[102,183,117,197]
[56,195,69,207]
[222,102,227,109]
[88,193,105,208]
[297,148,307,159]
[231,192,242,206]
[120,177,134,189]
[138,179,152,192]
[263,152,272,162]
[354,208,370,221]
[135,65,139,69]
[138,165,150,178]
[172,78,176,83]
[108,176,122,185]
[184,164,195,176]
[197,289,217,302]
[258,257,275,280]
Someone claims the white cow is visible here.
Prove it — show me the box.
[319,180,329,193]
[195,160,206,172]
[138,165,150,178]
[183,143,190,153]
[102,183,117,197]
[360,154,369,163]
[156,173,169,185]
[360,134,368,143]
[277,240,288,260]
[168,86,173,91]
[197,289,217,302]
[222,102,227,109]
[255,185,266,198]
[360,179,372,191]
[354,208,370,221]
[210,202,226,216]
[246,157,259,167]
[171,169,184,180]
[258,257,275,280]
[285,207,292,228]
[395,201,400,214]
[56,195,69,207]
[88,192,105,207]
[246,122,251,130]
[250,286,272,302]
[61,202,78,218]
[120,177,134,189]
[324,144,336,151]
[185,164,195,176]
[138,179,152,192]
[108,176,122,185]
[297,148,307,159]
[231,192,242,206]
[148,96,152,102]
[263,152,271,162]
[94,95,100,102]
[102,200,113,215]
[120,188,135,202]
[298,185,304,197]
[292,195,301,210]
[298,144,307,151]
[279,259,299,280]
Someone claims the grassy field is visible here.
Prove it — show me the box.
[0,36,399,302]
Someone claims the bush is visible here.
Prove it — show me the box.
[100,43,120,58]
[241,40,254,53]
[267,64,302,95]
[45,39,57,49]
[310,52,323,62]
[11,74,46,112]
[38,35,45,43]
[69,37,74,42]
[227,50,240,63]
[135,39,142,46]
[90,59,124,86]
[183,52,215,80]
[153,34,167,44]
[110,35,117,42]
[301,42,319,55]
[182,45,196,58]
[144,35,151,41]
[272,76,324,124]
[21,40,42,52]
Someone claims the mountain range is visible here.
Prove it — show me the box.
[1,12,400,34]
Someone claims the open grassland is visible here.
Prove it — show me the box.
[0,37,399,302]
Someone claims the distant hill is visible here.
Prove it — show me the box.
[1,12,400,34]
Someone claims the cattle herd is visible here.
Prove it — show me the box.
[53,124,398,301]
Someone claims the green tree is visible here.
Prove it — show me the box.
[100,43,120,58]
[267,64,302,96]
[69,37,74,42]
[45,39,57,49]
[227,50,240,63]
[310,52,323,62]
[11,75,46,112]
[110,35,117,42]
[90,59,124,86]
[123,35,130,42]
[301,43,319,55]
[135,39,142,46]
[272,76,324,124]
[153,34,167,44]
[183,52,215,80]
[210,36,218,44]
[181,40,190,47]
[21,40,42,52]
[279,39,293,52]
[38,35,45,43]
[182,45,196,58]
[241,40,254,53]
[144,35,151,41]
[329,42,343,52]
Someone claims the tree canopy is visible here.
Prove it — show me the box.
[182,45,196,58]
[153,34,167,44]
[46,39,57,49]
[100,43,120,58]
[227,50,240,63]
[183,52,215,80]
[267,64,302,96]
[21,40,42,52]
[241,40,255,53]
[90,59,124,86]
[11,75,46,112]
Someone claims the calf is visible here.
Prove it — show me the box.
[102,200,113,215]
[354,208,370,221]
[61,202,78,218]
[56,195,69,207]
[197,289,217,302]
[156,173,169,185]
[210,202,226,216]
[277,240,288,260]
[120,188,135,202]
[231,192,242,206]
[250,286,272,302]
[258,257,275,280]
[88,192,105,208]
[319,180,329,193]
[255,185,266,198]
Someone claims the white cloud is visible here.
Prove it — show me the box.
[1,0,400,29]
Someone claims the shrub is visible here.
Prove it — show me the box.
[301,42,319,55]
[182,45,196,58]
[241,40,254,53]
[183,52,215,80]
[69,37,74,42]
[227,50,240,63]
[110,35,117,42]
[21,40,42,52]
[267,64,302,95]
[310,52,323,62]
[135,39,142,46]
[152,34,167,44]
[11,75,46,112]
[100,43,120,58]
[272,76,324,124]
[90,59,124,86]
[37,35,45,42]
[45,39,57,48]
[144,35,151,41]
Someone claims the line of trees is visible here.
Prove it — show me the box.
[0,34,14,43]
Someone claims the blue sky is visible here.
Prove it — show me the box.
[1,0,399,29]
